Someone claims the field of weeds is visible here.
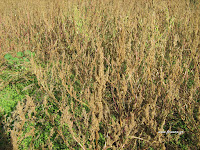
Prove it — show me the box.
[0,0,200,149]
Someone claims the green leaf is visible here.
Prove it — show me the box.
[13,57,19,61]
[31,52,35,57]
[23,57,30,62]
[19,58,24,62]
[111,115,116,122]
[99,133,104,139]
[24,50,32,56]
[8,61,14,65]
[17,52,24,57]
[4,54,13,60]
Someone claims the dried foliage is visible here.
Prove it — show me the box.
[0,0,200,149]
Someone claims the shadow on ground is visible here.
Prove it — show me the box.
[0,114,13,150]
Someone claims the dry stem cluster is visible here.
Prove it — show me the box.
[0,0,200,149]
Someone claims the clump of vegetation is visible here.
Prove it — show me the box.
[0,0,199,149]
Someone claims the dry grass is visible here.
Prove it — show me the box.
[0,0,200,149]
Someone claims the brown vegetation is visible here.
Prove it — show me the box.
[0,0,200,149]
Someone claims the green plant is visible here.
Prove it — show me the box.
[0,85,25,114]
[3,50,35,71]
